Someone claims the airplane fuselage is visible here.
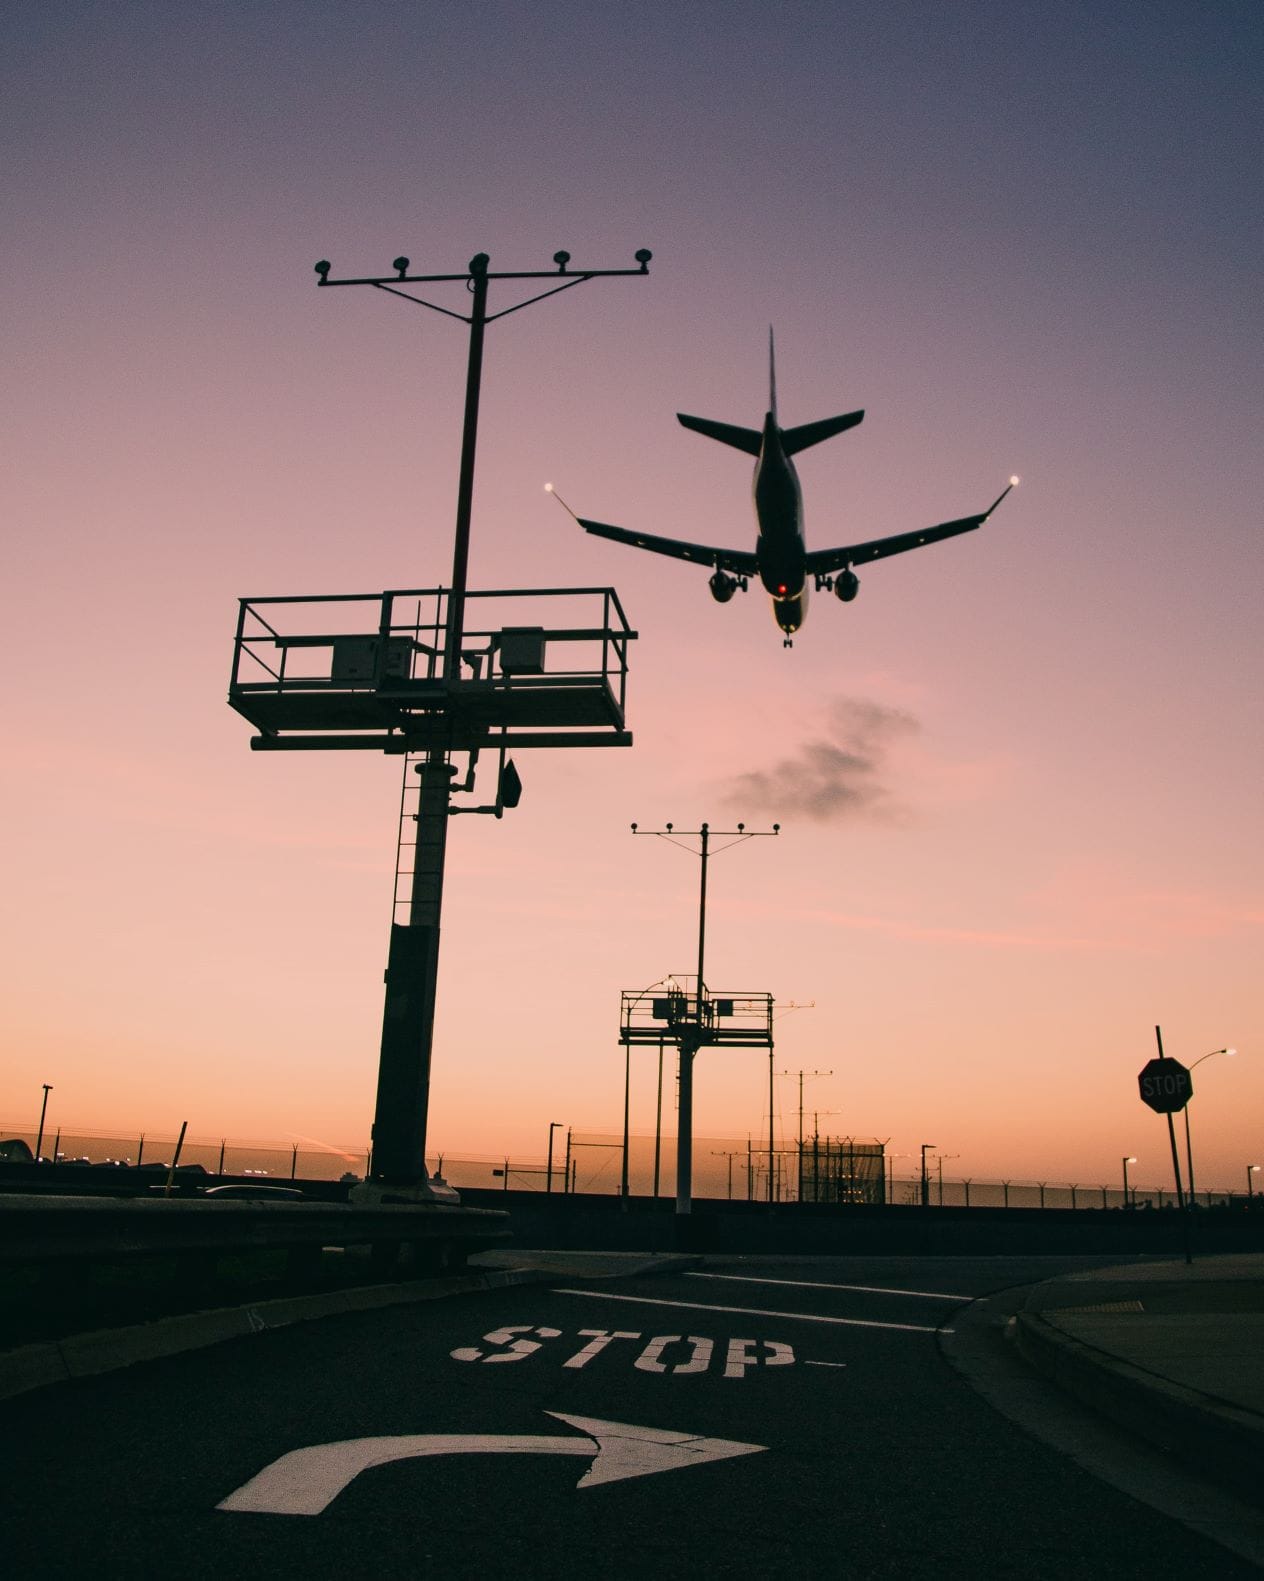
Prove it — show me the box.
[753,411,809,634]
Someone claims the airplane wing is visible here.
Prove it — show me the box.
[804,481,1017,576]
[577,516,761,579]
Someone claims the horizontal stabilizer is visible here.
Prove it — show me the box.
[676,413,763,456]
[781,410,865,456]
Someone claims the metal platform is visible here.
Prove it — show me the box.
[228,586,636,752]
[620,981,775,1050]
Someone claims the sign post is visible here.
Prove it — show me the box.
[1137,1026,1193,1263]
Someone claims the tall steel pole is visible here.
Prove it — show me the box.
[315,248,650,1195]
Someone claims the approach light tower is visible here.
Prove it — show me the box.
[228,248,651,1204]
[619,822,779,1221]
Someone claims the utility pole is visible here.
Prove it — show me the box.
[631,821,778,1216]
[313,248,650,1197]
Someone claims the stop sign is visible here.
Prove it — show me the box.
[1138,1056,1193,1113]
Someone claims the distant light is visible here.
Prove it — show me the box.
[1010,475,1021,487]
[544,482,554,493]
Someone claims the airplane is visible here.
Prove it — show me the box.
[549,334,1017,646]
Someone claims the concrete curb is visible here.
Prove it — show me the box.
[1014,1308,1264,1512]
[0,1251,700,1405]
[0,1267,543,1404]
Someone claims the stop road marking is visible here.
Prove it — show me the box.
[450,1324,796,1378]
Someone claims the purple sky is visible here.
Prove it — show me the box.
[3,1,1261,1190]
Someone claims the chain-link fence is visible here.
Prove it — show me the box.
[0,1120,1245,1207]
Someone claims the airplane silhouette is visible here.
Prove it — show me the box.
[551,334,1017,646]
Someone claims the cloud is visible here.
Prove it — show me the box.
[721,696,920,824]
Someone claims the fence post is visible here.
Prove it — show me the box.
[218,1140,226,1177]
[291,1144,298,1181]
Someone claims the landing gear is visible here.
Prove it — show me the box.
[783,636,793,649]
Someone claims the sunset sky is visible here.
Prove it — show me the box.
[3,2,1260,1194]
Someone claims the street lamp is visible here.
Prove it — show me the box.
[546,1122,563,1194]
[1182,1047,1235,1208]
[1248,1165,1260,1198]
[920,1143,936,1208]
[35,1084,53,1164]
[1121,1155,1137,1208]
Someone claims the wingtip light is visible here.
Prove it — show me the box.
[1010,475,1021,487]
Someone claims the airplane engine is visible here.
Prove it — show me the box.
[834,569,860,602]
[709,570,738,603]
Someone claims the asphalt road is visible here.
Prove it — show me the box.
[1,1254,1255,1578]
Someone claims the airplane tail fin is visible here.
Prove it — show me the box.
[677,329,863,456]
[781,409,865,455]
[676,412,763,455]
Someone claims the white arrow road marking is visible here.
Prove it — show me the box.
[216,1414,766,1515]
[551,1287,943,1335]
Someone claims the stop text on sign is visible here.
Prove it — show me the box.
[451,1325,794,1378]
[1137,1056,1193,1114]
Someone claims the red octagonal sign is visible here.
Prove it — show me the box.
[1138,1056,1193,1113]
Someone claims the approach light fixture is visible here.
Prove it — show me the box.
[634,248,653,267]
[314,260,331,282]
[553,250,571,270]
[666,822,673,832]
[393,256,410,276]
[630,822,638,832]
[737,822,745,832]
[773,823,780,833]
[469,252,490,275]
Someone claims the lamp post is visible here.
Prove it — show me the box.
[920,1143,936,1208]
[35,1084,52,1164]
[1248,1165,1260,1198]
[546,1122,563,1194]
[1181,1047,1235,1209]
[1121,1155,1136,1208]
